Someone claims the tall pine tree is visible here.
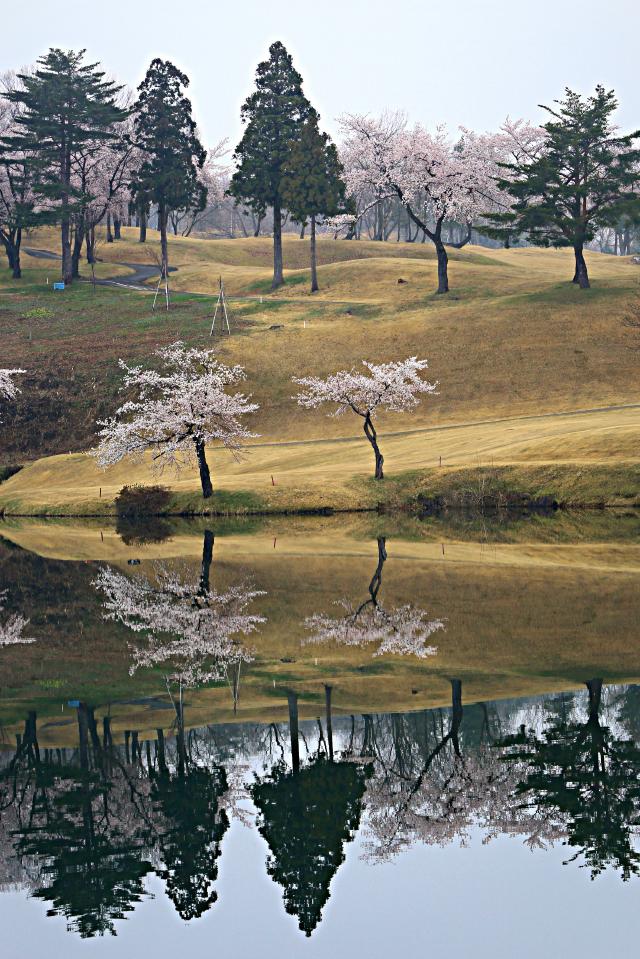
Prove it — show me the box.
[131,60,206,282]
[229,42,312,289]
[489,86,640,288]
[283,116,348,292]
[2,49,126,285]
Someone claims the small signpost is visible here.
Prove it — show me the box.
[52,281,65,291]
[209,276,231,335]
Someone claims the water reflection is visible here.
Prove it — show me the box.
[94,531,265,707]
[0,590,34,648]
[304,536,444,657]
[2,682,640,939]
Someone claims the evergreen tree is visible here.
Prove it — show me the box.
[488,86,640,288]
[151,760,229,920]
[2,49,126,284]
[252,757,370,936]
[131,60,206,282]
[502,680,640,879]
[229,41,313,290]
[283,116,349,292]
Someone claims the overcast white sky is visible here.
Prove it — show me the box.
[3,0,639,150]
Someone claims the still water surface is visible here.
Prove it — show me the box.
[0,512,639,957]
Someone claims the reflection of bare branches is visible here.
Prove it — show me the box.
[304,538,443,658]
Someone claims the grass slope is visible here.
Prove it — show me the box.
[1,229,639,512]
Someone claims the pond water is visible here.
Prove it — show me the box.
[0,511,639,957]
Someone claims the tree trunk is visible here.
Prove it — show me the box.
[194,437,213,498]
[299,222,306,239]
[159,202,169,279]
[139,207,147,243]
[310,214,318,293]
[272,199,284,289]
[288,691,300,774]
[113,217,121,240]
[253,213,263,237]
[573,243,590,288]
[434,235,449,294]
[71,225,85,279]
[86,226,96,264]
[363,411,384,479]
[61,218,72,285]
[106,212,113,243]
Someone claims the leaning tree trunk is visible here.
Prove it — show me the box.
[310,214,318,293]
[363,412,384,479]
[434,230,449,294]
[272,197,284,289]
[194,437,213,498]
[572,243,590,288]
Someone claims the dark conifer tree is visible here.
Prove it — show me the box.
[252,757,370,936]
[2,49,126,284]
[229,41,313,290]
[487,86,640,288]
[283,116,349,292]
[131,60,206,282]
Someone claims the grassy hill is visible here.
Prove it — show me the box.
[1,228,639,513]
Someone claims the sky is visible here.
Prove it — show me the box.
[3,0,639,151]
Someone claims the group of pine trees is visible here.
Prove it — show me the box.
[1,41,638,293]
[0,42,349,291]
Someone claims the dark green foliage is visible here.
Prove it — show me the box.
[252,757,370,936]
[228,42,313,288]
[131,60,206,277]
[501,681,640,880]
[2,49,126,283]
[151,762,229,920]
[486,86,640,287]
[282,116,348,226]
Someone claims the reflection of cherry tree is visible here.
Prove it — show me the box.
[94,559,263,701]
[361,685,566,863]
[304,537,443,658]
[0,590,34,647]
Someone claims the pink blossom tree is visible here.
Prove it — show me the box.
[293,356,436,479]
[338,113,504,292]
[93,342,259,498]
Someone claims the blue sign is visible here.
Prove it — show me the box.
[53,281,65,291]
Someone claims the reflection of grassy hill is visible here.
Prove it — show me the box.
[1,521,639,738]
[1,229,639,513]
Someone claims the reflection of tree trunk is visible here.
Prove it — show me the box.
[361,714,375,757]
[77,705,90,771]
[288,691,300,773]
[450,679,463,757]
[369,537,387,603]
[586,678,602,722]
[175,698,186,775]
[156,728,167,774]
[200,529,214,593]
[325,685,334,761]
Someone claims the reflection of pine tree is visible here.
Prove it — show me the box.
[503,680,640,879]
[151,762,229,920]
[252,758,370,936]
[15,765,151,937]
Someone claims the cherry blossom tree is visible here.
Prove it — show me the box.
[338,113,504,292]
[293,356,436,479]
[304,538,443,658]
[93,342,259,498]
